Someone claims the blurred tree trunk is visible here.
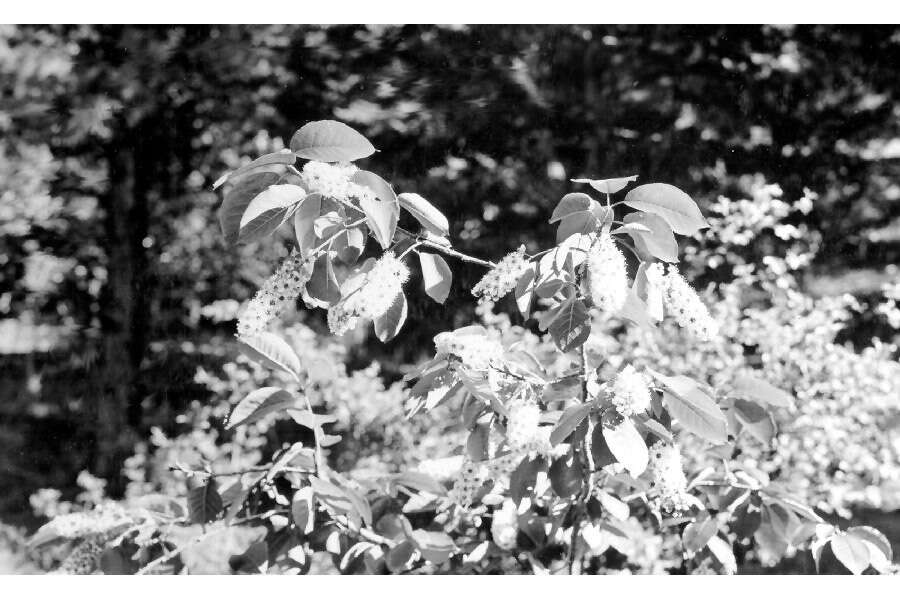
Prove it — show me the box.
[91,133,148,485]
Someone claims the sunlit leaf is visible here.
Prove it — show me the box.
[290,120,375,162]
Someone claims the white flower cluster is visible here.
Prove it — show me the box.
[662,266,719,341]
[505,393,541,450]
[237,251,312,338]
[58,535,106,574]
[586,232,628,313]
[42,504,131,540]
[647,441,692,515]
[448,458,486,507]
[434,330,504,371]
[327,253,410,335]
[299,161,373,203]
[471,245,529,303]
[490,499,519,550]
[611,365,652,417]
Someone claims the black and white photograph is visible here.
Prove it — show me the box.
[1,10,899,583]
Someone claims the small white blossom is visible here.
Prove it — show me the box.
[647,441,692,515]
[472,245,530,303]
[299,161,373,202]
[611,365,652,417]
[237,251,312,338]
[327,253,410,335]
[434,330,504,371]
[491,499,519,550]
[586,232,628,313]
[662,266,719,341]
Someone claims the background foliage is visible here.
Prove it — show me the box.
[1,24,899,574]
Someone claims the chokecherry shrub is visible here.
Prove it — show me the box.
[30,121,896,575]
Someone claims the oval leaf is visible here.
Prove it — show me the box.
[373,292,408,342]
[216,150,296,190]
[227,387,297,429]
[571,175,638,195]
[550,403,592,446]
[239,184,306,244]
[622,211,678,263]
[830,533,871,575]
[218,171,281,246]
[600,411,649,476]
[352,170,399,249]
[237,331,302,379]
[622,183,708,236]
[290,120,375,162]
[418,252,452,304]
[398,192,449,237]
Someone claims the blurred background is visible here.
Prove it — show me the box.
[1,25,899,571]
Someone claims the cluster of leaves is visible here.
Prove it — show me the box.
[30,121,896,575]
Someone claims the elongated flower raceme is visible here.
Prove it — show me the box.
[505,393,541,450]
[647,441,692,515]
[611,364,652,417]
[586,232,628,313]
[237,251,312,338]
[299,161,373,203]
[491,499,519,550]
[327,252,410,335]
[472,245,529,303]
[448,458,486,507]
[662,266,719,341]
[644,262,666,322]
[58,535,106,574]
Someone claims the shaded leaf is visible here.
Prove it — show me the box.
[409,530,455,565]
[731,374,794,409]
[188,480,223,525]
[550,403,592,446]
[306,254,342,306]
[238,184,305,244]
[219,171,281,246]
[622,211,678,263]
[548,296,591,352]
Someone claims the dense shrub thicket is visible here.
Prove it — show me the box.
[20,122,899,575]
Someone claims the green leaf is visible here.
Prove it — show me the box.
[622,211,678,263]
[289,120,376,162]
[409,530,455,565]
[707,536,737,574]
[237,331,302,379]
[549,192,593,223]
[352,170,399,249]
[373,292,408,342]
[733,399,776,445]
[622,183,708,236]
[226,387,297,429]
[306,254,342,306]
[556,210,597,243]
[548,296,591,352]
[218,171,281,246]
[310,476,370,529]
[549,448,584,497]
[385,540,416,572]
[847,526,892,564]
[418,252,452,304]
[238,183,305,244]
[509,456,547,504]
[229,539,268,574]
[590,421,616,469]
[731,374,794,408]
[392,471,446,496]
[571,175,638,195]
[466,423,490,462]
[332,226,366,264]
[214,150,296,190]
[550,403,592,446]
[600,410,648,476]
[596,490,630,521]
[398,192,449,237]
[188,480,223,524]
[293,193,322,258]
[830,533,871,575]
[652,372,728,443]
[683,516,717,553]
